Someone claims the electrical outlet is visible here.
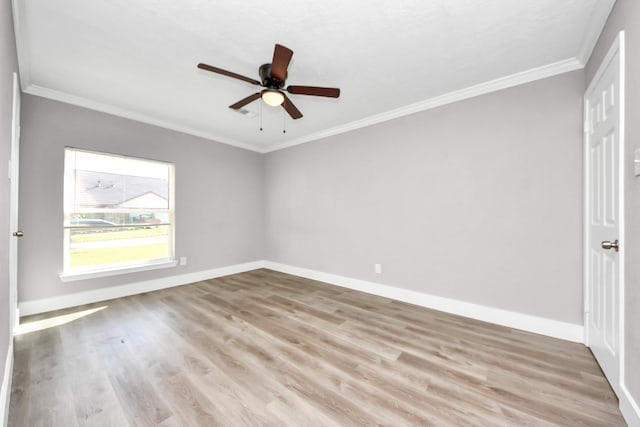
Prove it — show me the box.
[179,256,187,266]
[374,263,382,274]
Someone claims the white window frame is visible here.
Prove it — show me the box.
[60,147,176,281]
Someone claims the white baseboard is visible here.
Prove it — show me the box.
[264,261,584,343]
[19,261,265,316]
[19,260,584,343]
[620,383,640,427]
[0,341,13,427]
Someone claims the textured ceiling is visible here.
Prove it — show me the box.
[13,0,615,152]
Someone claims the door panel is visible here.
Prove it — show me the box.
[585,35,623,397]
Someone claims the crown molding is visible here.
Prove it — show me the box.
[13,0,591,155]
[576,0,617,65]
[263,57,583,153]
[11,0,261,153]
[22,84,262,153]
[21,57,583,155]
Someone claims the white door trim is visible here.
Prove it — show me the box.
[3,72,20,427]
[583,30,625,396]
[8,72,20,335]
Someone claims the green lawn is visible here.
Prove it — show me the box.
[70,243,169,267]
[71,227,167,243]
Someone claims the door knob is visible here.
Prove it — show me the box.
[12,230,23,237]
[601,239,619,252]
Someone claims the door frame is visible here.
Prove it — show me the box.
[9,72,20,336]
[583,31,625,394]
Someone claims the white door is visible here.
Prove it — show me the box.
[584,32,624,397]
[9,72,21,335]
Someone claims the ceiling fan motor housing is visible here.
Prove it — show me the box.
[259,63,286,89]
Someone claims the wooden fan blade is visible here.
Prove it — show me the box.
[282,94,303,119]
[270,44,293,81]
[198,63,261,86]
[229,93,261,109]
[286,85,340,98]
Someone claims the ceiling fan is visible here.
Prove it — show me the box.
[197,44,340,120]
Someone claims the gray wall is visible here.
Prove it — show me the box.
[265,70,585,324]
[0,0,18,410]
[586,0,640,410]
[18,95,263,302]
[17,70,585,326]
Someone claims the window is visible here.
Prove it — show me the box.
[63,148,175,278]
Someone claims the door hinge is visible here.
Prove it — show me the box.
[583,121,590,133]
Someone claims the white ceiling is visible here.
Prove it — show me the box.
[13,0,615,152]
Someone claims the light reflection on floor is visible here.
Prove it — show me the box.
[16,306,108,335]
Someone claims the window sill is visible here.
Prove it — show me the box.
[60,259,178,282]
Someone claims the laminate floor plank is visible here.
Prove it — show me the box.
[7,339,31,427]
[9,269,626,426]
[56,308,133,427]
[136,300,296,426]
[175,287,473,426]
[386,299,594,363]
[108,301,228,427]
[25,328,79,427]
[180,295,392,425]
[200,299,457,426]
[195,291,502,425]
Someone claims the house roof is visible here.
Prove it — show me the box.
[75,170,168,209]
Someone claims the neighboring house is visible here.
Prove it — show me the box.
[118,192,167,209]
[75,170,168,209]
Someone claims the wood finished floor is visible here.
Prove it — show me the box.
[9,269,625,426]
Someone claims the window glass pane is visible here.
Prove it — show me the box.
[65,149,170,213]
[63,148,174,274]
[69,225,171,268]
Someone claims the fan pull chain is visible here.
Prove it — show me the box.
[260,102,263,131]
[283,109,286,133]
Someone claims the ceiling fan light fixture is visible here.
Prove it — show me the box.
[261,89,284,107]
